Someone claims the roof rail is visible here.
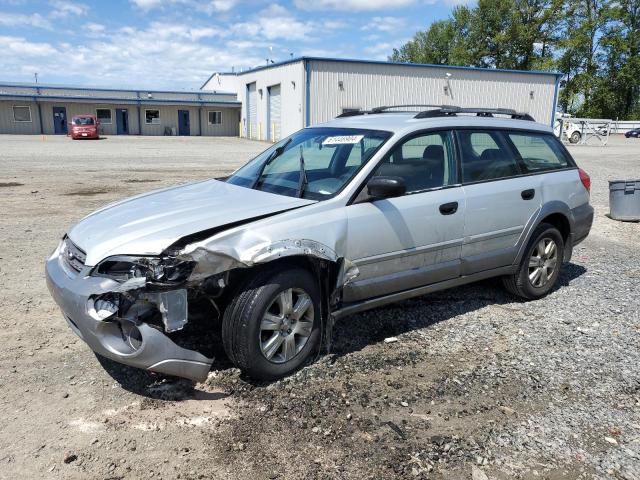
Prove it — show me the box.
[336,105,535,121]
[414,106,535,121]
[370,104,447,113]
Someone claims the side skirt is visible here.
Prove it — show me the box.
[333,265,516,319]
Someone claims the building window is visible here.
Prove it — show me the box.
[13,106,32,122]
[96,108,112,124]
[145,109,160,124]
[208,111,222,125]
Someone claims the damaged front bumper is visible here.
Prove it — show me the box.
[45,248,213,382]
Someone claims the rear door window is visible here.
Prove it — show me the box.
[507,132,570,173]
[457,130,521,183]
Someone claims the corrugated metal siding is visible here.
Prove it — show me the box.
[231,61,305,141]
[308,60,557,127]
[0,100,42,134]
[38,103,141,135]
[200,107,240,136]
[0,99,239,136]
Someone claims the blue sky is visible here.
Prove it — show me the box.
[0,0,472,90]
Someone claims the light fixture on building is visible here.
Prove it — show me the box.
[338,80,344,90]
[291,81,296,89]
[530,90,535,99]
[258,88,263,98]
[444,72,453,98]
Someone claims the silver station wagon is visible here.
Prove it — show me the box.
[46,105,594,382]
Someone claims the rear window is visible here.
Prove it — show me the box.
[508,133,570,172]
[73,117,95,125]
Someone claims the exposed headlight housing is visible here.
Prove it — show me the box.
[92,255,195,286]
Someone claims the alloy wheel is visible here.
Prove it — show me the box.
[259,288,314,364]
[528,238,558,288]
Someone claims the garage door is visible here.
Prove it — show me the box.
[247,82,257,139]
[268,84,281,142]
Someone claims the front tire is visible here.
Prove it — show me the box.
[569,131,581,144]
[222,265,321,380]
[503,223,564,300]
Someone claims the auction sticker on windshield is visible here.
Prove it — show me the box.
[322,135,364,145]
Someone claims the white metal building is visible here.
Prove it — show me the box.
[0,82,240,136]
[201,57,562,142]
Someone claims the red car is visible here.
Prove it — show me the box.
[69,114,99,139]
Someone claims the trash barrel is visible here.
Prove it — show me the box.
[609,180,640,221]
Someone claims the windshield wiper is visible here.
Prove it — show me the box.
[251,138,292,189]
[296,145,308,198]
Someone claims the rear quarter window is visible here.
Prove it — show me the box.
[508,133,570,173]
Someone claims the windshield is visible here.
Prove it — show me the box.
[226,127,391,200]
[73,117,95,125]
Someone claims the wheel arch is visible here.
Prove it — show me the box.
[515,202,575,266]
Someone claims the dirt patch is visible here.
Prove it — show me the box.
[63,188,113,196]
[0,182,24,187]
[123,179,160,183]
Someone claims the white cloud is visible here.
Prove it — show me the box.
[294,0,415,11]
[0,12,51,29]
[364,41,395,60]
[49,0,89,18]
[209,0,237,12]
[362,16,405,32]
[130,0,163,10]
[233,4,316,41]
[130,0,238,13]
[0,25,265,89]
[0,35,57,56]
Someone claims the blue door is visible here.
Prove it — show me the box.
[116,109,129,135]
[178,110,190,136]
[53,107,67,134]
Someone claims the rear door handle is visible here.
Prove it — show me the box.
[439,201,458,215]
[521,189,535,200]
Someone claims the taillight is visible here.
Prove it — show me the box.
[579,168,591,193]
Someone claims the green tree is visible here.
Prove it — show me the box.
[391,0,640,119]
[590,0,640,119]
[557,0,611,115]
[390,6,472,65]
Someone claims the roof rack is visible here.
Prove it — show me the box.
[336,104,535,122]
[414,106,535,121]
[336,104,448,118]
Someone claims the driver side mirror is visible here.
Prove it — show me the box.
[367,176,406,200]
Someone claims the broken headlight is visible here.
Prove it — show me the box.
[92,255,196,285]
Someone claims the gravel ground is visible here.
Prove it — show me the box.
[0,134,638,480]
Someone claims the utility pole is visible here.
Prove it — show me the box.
[34,72,38,84]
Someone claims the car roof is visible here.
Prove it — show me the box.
[316,112,553,136]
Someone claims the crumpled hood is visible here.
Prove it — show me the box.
[68,179,315,266]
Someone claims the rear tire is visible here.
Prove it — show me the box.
[503,223,564,300]
[222,265,321,380]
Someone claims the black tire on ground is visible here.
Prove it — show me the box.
[569,131,581,144]
[502,223,565,300]
[222,265,321,380]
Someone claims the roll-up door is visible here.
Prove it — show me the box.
[268,84,281,142]
[247,82,257,139]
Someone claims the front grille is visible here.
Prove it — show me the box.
[61,238,86,273]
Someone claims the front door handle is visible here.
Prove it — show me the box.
[439,201,458,215]
[521,189,535,200]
